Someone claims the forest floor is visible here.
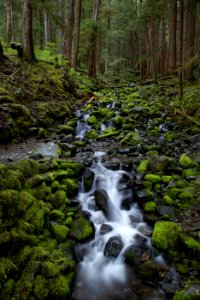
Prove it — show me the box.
[1,58,200,299]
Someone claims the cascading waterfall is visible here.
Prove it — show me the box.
[75,111,90,139]
[72,152,162,299]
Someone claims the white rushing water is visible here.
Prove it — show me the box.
[73,152,154,299]
[75,112,90,139]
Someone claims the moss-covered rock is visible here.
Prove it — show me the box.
[136,160,150,173]
[71,212,94,241]
[49,273,74,298]
[57,124,75,134]
[0,169,24,191]
[144,174,161,183]
[12,159,39,178]
[87,115,98,126]
[179,153,197,169]
[63,178,78,197]
[52,224,70,242]
[152,221,181,251]
[144,201,157,212]
[85,129,99,139]
[34,275,49,299]
[51,190,68,209]
[181,235,200,256]
[0,258,17,282]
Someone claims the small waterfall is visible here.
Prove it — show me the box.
[75,112,90,139]
[73,152,158,299]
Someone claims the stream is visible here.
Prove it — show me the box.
[72,151,175,300]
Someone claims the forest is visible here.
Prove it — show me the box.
[1,1,200,300]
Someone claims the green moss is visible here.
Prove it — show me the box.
[144,201,157,212]
[15,245,33,267]
[0,258,17,282]
[179,189,194,201]
[152,221,181,251]
[30,182,51,200]
[161,176,173,184]
[183,169,200,178]
[176,263,189,275]
[164,131,177,142]
[0,169,24,191]
[179,153,197,169]
[71,213,94,241]
[85,129,99,139]
[52,224,70,242]
[163,195,174,205]
[173,282,200,300]
[139,260,159,280]
[57,124,75,134]
[97,129,120,140]
[114,115,123,128]
[50,209,65,220]
[73,140,86,147]
[49,273,74,298]
[13,159,39,178]
[26,175,44,188]
[14,271,35,299]
[1,278,15,299]
[51,190,68,209]
[144,174,161,183]
[59,161,84,175]
[0,190,19,228]
[63,178,78,197]
[136,160,150,173]
[42,261,60,277]
[181,235,200,255]
[18,190,35,212]
[43,171,58,182]
[87,115,98,125]
[34,275,49,299]
[168,187,182,200]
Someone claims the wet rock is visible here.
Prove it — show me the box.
[124,244,151,267]
[94,189,109,217]
[100,223,113,234]
[61,134,75,143]
[135,189,153,201]
[157,205,177,221]
[103,161,120,170]
[149,156,169,172]
[104,236,123,257]
[121,196,133,210]
[83,168,95,192]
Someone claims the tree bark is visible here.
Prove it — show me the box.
[23,0,35,62]
[56,0,64,54]
[168,0,177,73]
[6,0,14,43]
[44,8,50,45]
[88,0,101,78]
[63,0,75,66]
[179,0,184,100]
[183,0,196,81]
[105,0,111,75]
[71,0,82,69]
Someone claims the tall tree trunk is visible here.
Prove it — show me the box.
[168,0,177,73]
[183,0,196,81]
[88,0,101,78]
[23,0,35,62]
[63,0,75,66]
[56,0,64,54]
[44,8,50,45]
[150,0,157,81]
[71,0,81,69]
[6,0,14,43]
[105,0,111,75]
[179,0,184,100]
[158,11,165,76]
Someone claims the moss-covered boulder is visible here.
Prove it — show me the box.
[49,273,74,298]
[152,221,181,251]
[179,153,197,169]
[12,159,39,178]
[70,211,94,242]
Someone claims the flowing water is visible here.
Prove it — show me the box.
[72,152,165,300]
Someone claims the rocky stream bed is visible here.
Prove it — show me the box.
[1,84,200,299]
